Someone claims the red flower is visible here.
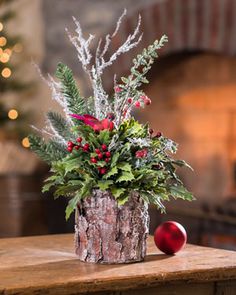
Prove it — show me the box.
[135,149,148,158]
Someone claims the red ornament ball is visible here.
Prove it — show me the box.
[154,221,187,255]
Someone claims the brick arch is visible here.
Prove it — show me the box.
[104,0,236,80]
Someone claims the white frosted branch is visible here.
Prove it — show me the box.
[66,17,95,72]
[97,14,142,75]
[111,9,127,38]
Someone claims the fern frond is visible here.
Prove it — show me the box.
[55,62,88,114]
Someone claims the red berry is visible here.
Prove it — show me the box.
[135,101,141,108]
[99,167,107,174]
[67,146,73,152]
[74,145,80,150]
[127,97,133,104]
[90,157,97,163]
[145,99,151,105]
[76,137,83,143]
[105,158,110,163]
[105,151,111,158]
[155,132,162,138]
[101,144,107,151]
[98,153,103,159]
[84,143,90,149]
[114,86,121,93]
[67,141,74,147]
[95,149,101,154]
[149,128,154,135]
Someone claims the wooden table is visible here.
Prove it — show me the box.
[0,234,236,295]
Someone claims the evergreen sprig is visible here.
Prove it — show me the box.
[47,111,74,141]
[28,134,66,164]
[55,62,88,115]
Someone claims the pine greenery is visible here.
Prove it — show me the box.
[47,111,74,141]
[55,62,87,114]
[28,134,66,164]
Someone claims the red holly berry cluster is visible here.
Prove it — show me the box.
[90,144,111,175]
[67,138,112,175]
[135,148,148,158]
[66,137,90,153]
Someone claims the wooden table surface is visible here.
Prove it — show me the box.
[0,234,236,295]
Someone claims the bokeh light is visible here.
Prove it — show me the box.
[1,67,11,78]
[21,137,30,148]
[8,109,18,120]
[0,23,3,32]
[0,37,7,47]
[0,53,10,63]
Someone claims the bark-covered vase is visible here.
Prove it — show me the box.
[74,189,150,264]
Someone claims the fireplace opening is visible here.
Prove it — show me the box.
[141,51,236,250]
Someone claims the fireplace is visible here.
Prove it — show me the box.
[139,51,236,250]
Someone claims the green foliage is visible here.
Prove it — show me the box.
[116,35,168,113]
[28,134,66,164]
[42,119,194,219]
[55,63,88,115]
[47,111,74,141]
[28,32,194,220]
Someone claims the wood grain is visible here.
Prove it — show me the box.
[0,234,236,294]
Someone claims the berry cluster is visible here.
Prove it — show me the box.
[67,138,111,175]
[135,148,148,158]
[127,95,152,109]
[67,137,90,153]
[91,144,111,175]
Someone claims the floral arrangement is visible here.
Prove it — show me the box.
[29,11,194,219]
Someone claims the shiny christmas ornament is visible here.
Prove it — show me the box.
[154,221,187,254]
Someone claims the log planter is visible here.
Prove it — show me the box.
[75,189,150,264]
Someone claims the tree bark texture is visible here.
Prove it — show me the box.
[75,189,150,264]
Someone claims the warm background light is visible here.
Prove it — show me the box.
[13,43,23,53]
[1,67,11,78]
[0,23,3,32]
[4,48,12,56]
[0,53,10,63]
[0,37,7,47]
[8,109,18,120]
[21,137,30,148]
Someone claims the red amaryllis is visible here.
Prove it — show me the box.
[70,114,114,132]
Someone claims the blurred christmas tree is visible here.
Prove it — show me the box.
[0,0,30,147]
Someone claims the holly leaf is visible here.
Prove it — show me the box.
[98,129,110,145]
[105,166,118,179]
[116,171,135,183]
[97,180,113,190]
[111,187,126,199]
[169,185,195,201]
[65,191,82,220]
[172,159,194,171]
[117,162,132,172]
[117,194,129,206]
[110,152,119,167]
